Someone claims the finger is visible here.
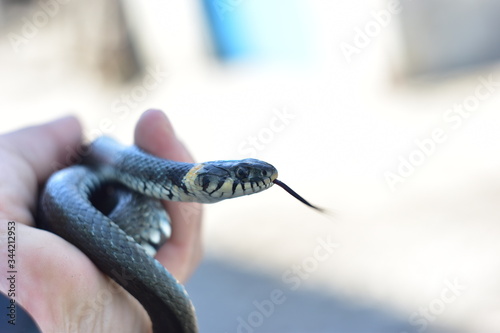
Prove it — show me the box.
[0,220,151,333]
[0,116,82,225]
[1,116,82,182]
[134,109,203,282]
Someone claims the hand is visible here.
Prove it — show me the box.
[0,109,203,333]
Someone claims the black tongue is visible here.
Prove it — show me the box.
[273,179,324,212]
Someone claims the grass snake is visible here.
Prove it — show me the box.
[39,136,321,333]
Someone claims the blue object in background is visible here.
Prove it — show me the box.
[202,0,311,63]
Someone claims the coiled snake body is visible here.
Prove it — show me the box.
[39,136,319,332]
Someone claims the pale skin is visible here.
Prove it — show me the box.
[0,109,203,332]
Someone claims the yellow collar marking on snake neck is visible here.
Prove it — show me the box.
[184,163,205,187]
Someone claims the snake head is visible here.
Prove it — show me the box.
[185,158,278,202]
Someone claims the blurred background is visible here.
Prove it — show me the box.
[1,0,500,332]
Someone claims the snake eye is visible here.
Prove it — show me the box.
[235,166,250,179]
[262,170,268,177]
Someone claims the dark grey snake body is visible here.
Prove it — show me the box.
[39,136,281,332]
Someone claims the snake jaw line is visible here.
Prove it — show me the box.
[273,179,324,213]
[185,159,278,202]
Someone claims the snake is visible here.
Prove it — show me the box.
[39,136,321,333]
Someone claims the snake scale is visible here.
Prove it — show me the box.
[39,136,320,332]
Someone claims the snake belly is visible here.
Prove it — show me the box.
[39,136,278,333]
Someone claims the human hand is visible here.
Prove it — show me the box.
[0,109,203,332]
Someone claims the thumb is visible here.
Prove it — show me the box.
[0,116,82,224]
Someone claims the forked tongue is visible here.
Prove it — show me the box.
[273,179,324,213]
